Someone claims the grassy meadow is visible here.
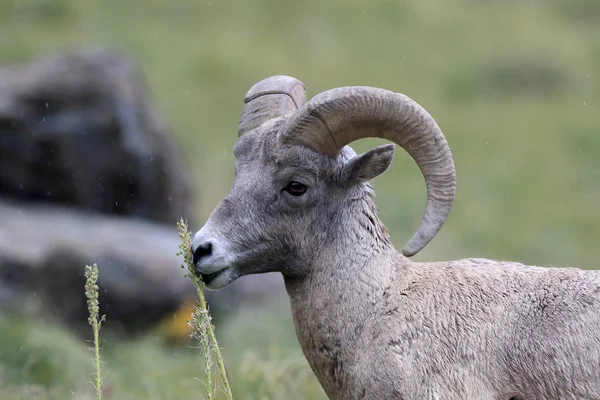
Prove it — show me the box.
[1,0,599,398]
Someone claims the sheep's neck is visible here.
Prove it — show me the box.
[284,191,403,396]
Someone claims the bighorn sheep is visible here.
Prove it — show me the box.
[191,76,600,399]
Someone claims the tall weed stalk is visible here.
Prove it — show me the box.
[177,219,234,400]
[84,263,106,400]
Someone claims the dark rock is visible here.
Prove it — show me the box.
[0,48,194,225]
[0,49,286,336]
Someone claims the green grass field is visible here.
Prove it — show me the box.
[1,0,599,398]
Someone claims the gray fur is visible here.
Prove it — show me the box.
[192,89,600,399]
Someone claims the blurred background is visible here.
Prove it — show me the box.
[0,0,599,398]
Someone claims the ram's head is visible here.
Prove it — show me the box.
[192,76,456,289]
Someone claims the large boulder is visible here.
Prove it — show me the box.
[0,48,194,225]
[0,49,286,336]
[0,198,286,335]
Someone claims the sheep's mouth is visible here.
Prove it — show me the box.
[200,269,225,286]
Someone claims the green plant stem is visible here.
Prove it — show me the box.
[93,319,102,400]
[178,219,234,400]
[195,280,233,400]
[85,264,105,400]
[203,329,213,400]
[191,303,213,399]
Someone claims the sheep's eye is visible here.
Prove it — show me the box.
[284,181,307,196]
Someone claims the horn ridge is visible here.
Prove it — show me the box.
[238,75,307,137]
[278,85,456,257]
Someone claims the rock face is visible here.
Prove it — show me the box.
[0,196,192,334]
[0,198,286,335]
[0,48,194,225]
[0,49,286,335]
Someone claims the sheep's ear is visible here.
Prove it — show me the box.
[339,144,396,187]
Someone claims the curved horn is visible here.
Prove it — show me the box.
[278,86,456,257]
[238,75,307,137]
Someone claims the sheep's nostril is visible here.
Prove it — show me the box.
[192,241,212,266]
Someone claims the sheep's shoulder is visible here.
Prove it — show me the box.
[360,259,600,398]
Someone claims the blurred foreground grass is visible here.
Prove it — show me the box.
[0,302,324,399]
[1,0,599,398]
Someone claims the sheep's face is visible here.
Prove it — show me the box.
[191,118,395,289]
